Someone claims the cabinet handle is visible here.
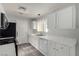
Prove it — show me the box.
[16,32,18,37]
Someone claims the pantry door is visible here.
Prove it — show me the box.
[16,19,28,45]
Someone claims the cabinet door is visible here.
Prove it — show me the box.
[0,43,16,56]
[48,41,56,56]
[55,43,70,56]
[29,35,34,46]
[39,38,48,55]
[16,20,28,45]
[29,36,39,50]
[56,6,76,29]
[33,36,39,49]
[47,12,56,31]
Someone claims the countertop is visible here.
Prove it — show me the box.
[31,34,77,46]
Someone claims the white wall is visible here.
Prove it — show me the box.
[0,4,5,28]
[0,4,5,13]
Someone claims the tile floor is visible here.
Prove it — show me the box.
[18,43,44,56]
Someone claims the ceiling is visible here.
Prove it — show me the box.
[2,3,74,19]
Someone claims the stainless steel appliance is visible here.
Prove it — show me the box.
[0,12,9,29]
[0,12,17,56]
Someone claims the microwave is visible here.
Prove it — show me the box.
[0,12,9,29]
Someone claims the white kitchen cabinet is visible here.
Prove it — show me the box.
[47,5,76,30]
[32,36,39,49]
[0,43,16,56]
[48,36,77,56]
[29,35,76,56]
[39,38,48,55]
[29,35,48,55]
[48,41,56,56]
[48,40,70,56]
[29,35,39,50]
[55,43,70,56]
[56,6,76,29]
[47,12,56,30]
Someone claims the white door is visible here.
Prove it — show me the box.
[16,20,28,45]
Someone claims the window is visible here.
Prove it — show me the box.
[32,20,37,29]
[44,19,48,32]
[32,18,48,33]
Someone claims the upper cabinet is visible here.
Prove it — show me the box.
[47,12,56,31]
[56,6,76,29]
[47,5,76,30]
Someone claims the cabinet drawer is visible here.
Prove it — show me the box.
[55,43,70,56]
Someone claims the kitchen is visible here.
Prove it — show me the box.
[0,3,79,56]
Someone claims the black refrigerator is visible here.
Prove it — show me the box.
[0,22,17,56]
[0,22,16,38]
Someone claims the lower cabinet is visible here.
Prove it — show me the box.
[0,43,16,56]
[48,40,71,56]
[48,41,56,56]
[39,38,48,55]
[29,35,48,55]
[55,43,70,56]
[29,35,39,50]
[29,35,76,56]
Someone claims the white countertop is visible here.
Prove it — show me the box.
[31,34,77,47]
[48,36,77,47]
